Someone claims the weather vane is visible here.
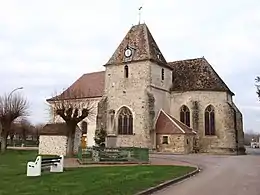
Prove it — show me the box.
[138,6,143,24]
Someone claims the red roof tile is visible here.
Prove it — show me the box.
[47,71,105,101]
[155,110,196,135]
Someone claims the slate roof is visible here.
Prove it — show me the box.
[47,71,105,101]
[105,23,170,68]
[155,109,196,135]
[168,57,234,95]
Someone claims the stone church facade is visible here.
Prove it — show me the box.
[46,23,245,155]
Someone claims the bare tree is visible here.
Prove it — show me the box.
[9,122,20,146]
[49,89,94,157]
[256,76,260,100]
[20,118,31,144]
[0,93,29,152]
[34,123,44,143]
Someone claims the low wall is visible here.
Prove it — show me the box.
[39,135,67,156]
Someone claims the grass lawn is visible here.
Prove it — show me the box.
[0,150,196,195]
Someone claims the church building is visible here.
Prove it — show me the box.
[44,23,245,155]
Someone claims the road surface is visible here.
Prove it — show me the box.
[151,148,260,195]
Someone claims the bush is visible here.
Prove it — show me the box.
[94,127,107,147]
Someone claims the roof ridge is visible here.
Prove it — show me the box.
[168,57,204,64]
[83,70,105,76]
[144,24,152,60]
[171,117,197,134]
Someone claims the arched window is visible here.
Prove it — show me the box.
[81,121,88,134]
[124,65,129,78]
[205,105,215,136]
[161,68,164,80]
[180,105,190,127]
[118,106,133,135]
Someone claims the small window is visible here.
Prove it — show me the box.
[124,65,129,78]
[186,139,189,145]
[172,71,174,83]
[162,136,168,144]
[161,68,164,80]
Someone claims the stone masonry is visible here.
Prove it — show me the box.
[45,23,245,155]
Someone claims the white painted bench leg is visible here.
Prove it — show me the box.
[50,155,64,173]
[27,156,42,177]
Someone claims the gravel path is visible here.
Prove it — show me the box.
[151,154,260,195]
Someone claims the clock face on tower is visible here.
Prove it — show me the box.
[124,48,132,58]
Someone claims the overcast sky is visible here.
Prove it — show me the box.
[0,0,259,132]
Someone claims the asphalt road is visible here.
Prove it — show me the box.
[152,148,260,195]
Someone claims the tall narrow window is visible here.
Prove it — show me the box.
[205,105,215,136]
[117,106,133,135]
[161,68,164,80]
[180,105,190,127]
[81,121,88,134]
[172,71,174,83]
[124,65,129,78]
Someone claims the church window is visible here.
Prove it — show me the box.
[81,121,88,134]
[118,106,133,135]
[205,105,215,136]
[162,136,168,144]
[161,68,164,80]
[180,105,190,127]
[124,65,129,78]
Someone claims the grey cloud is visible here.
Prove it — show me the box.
[0,0,259,131]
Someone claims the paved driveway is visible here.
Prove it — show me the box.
[151,148,260,195]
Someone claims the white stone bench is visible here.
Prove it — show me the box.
[27,155,64,177]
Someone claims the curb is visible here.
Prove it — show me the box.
[77,158,150,165]
[135,167,201,195]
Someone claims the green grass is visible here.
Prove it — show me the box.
[0,150,195,195]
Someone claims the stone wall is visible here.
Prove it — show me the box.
[170,91,243,154]
[104,61,152,148]
[39,126,81,156]
[157,134,194,154]
[73,126,82,153]
[96,96,108,135]
[184,135,194,153]
[231,103,245,154]
[150,63,172,93]
[39,135,67,156]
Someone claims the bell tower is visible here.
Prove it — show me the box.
[104,23,169,148]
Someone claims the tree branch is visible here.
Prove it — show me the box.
[256,76,260,100]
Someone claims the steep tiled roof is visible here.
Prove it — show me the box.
[106,23,169,67]
[47,71,105,101]
[168,57,234,95]
[155,109,196,135]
